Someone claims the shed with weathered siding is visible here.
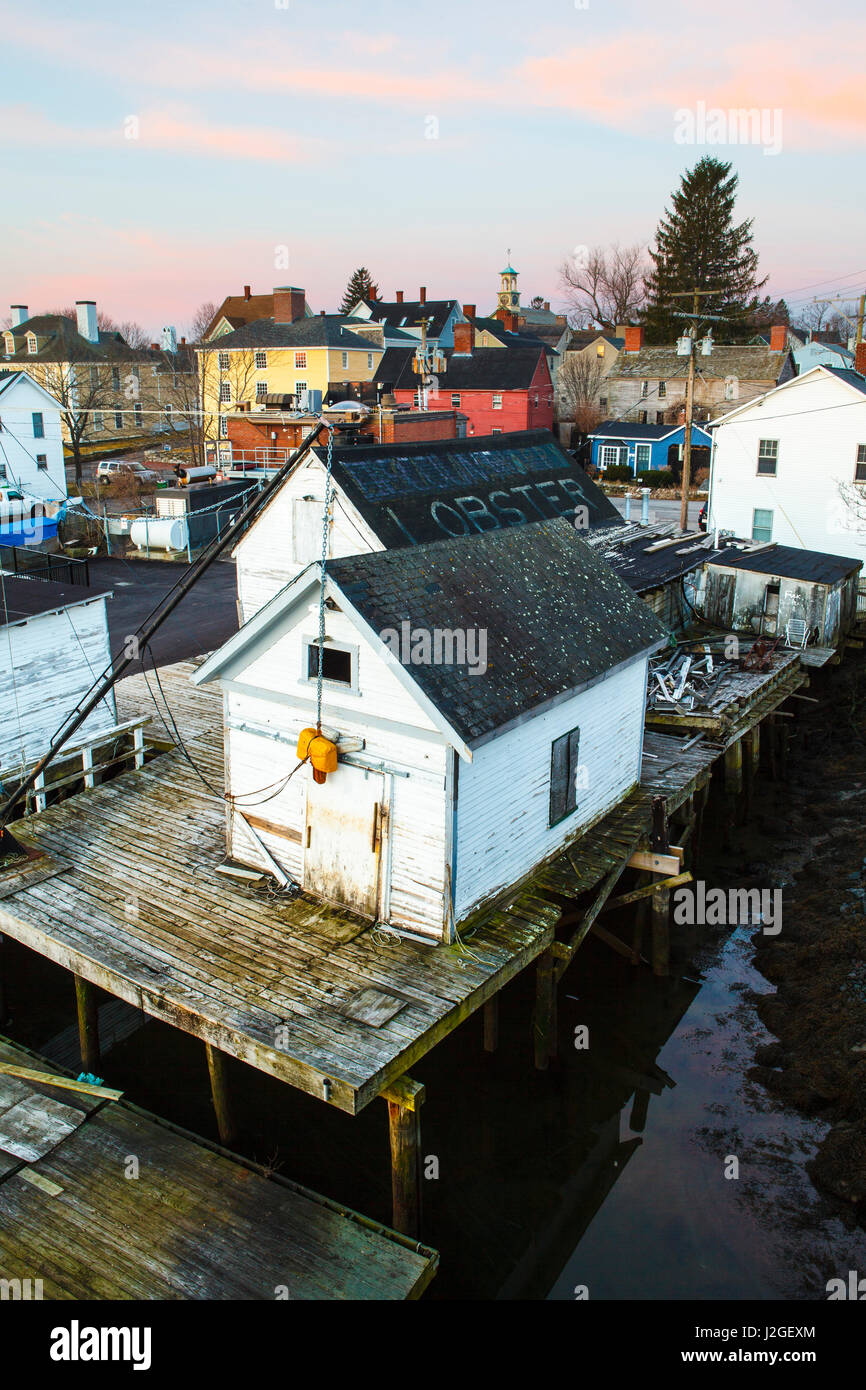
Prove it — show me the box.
[0,577,117,776]
[695,543,861,647]
[193,518,667,938]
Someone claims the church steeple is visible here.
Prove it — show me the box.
[497,253,519,312]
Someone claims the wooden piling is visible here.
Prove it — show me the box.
[74,975,100,1074]
[205,1042,237,1148]
[482,996,499,1053]
[534,949,557,1070]
[630,1087,651,1133]
[651,887,671,978]
[383,1076,425,1239]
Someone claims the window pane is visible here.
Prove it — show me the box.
[308,645,352,684]
[752,508,773,542]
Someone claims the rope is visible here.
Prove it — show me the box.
[316,426,334,733]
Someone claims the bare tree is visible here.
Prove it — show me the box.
[560,243,647,330]
[558,351,608,432]
[34,352,117,486]
[188,301,219,344]
[45,305,148,349]
[795,300,831,335]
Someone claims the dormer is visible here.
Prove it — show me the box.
[26,334,38,355]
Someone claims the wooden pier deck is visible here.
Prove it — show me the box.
[0,1039,437,1300]
[0,712,559,1116]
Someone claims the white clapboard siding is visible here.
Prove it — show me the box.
[0,597,116,773]
[0,374,67,503]
[453,657,647,919]
[234,456,382,622]
[710,371,866,564]
[222,607,450,936]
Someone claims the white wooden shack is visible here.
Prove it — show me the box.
[694,543,861,650]
[231,430,622,623]
[193,518,667,939]
[0,576,117,779]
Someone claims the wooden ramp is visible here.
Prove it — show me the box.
[0,1039,437,1300]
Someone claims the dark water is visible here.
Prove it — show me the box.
[4,886,865,1301]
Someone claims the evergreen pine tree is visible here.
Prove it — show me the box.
[339,267,380,315]
[642,158,767,342]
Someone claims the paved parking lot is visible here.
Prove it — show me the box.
[84,556,239,669]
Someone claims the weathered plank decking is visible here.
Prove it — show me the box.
[0,1039,437,1299]
[645,648,807,742]
[0,690,559,1113]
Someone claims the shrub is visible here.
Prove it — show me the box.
[603,464,633,482]
[636,468,674,487]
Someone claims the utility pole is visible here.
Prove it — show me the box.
[667,289,724,531]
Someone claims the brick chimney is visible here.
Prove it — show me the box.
[769,324,788,351]
[419,286,427,304]
[856,341,866,377]
[623,325,645,353]
[543,301,550,312]
[506,312,520,333]
[396,290,404,303]
[453,321,475,354]
[243,285,251,301]
[463,304,476,319]
[273,286,306,323]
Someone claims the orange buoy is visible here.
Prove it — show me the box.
[297,728,338,784]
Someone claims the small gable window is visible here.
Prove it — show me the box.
[27,335,37,354]
[32,412,44,438]
[306,642,355,688]
[549,726,581,827]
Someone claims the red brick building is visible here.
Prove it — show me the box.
[220,403,458,468]
[380,327,555,438]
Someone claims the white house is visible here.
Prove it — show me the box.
[192,519,667,939]
[0,576,117,777]
[0,371,67,503]
[708,365,866,570]
[232,430,622,623]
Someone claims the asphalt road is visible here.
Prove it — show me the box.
[611,495,704,528]
[84,556,239,669]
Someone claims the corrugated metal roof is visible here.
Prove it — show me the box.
[328,517,667,744]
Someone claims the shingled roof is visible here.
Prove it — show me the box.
[708,543,861,585]
[376,345,548,392]
[309,429,622,547]
[611,345,792,382]
[199,315,380,353]
[356,298,459,339]
[328,518,668,745]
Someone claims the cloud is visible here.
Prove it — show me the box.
[0,103,321,163]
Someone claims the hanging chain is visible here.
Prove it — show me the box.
[316,426,334,733]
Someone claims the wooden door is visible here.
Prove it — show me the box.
[304,764,383,919]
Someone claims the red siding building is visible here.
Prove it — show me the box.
[383,330,554,438]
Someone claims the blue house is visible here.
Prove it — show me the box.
[588,420,713,475]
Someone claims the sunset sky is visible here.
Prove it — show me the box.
[3,0,864,335]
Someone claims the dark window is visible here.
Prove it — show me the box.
[308,644,352,685]
[32,412,44,437]
[549,726,580,826]
[656,410,665,424]
[856,444,866,481]
[114,410,123,429]
[658,381,666,398]
[36,454,47,470]
[0,464,6,480]
[638,410,647,424]
[111,367,121,390]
